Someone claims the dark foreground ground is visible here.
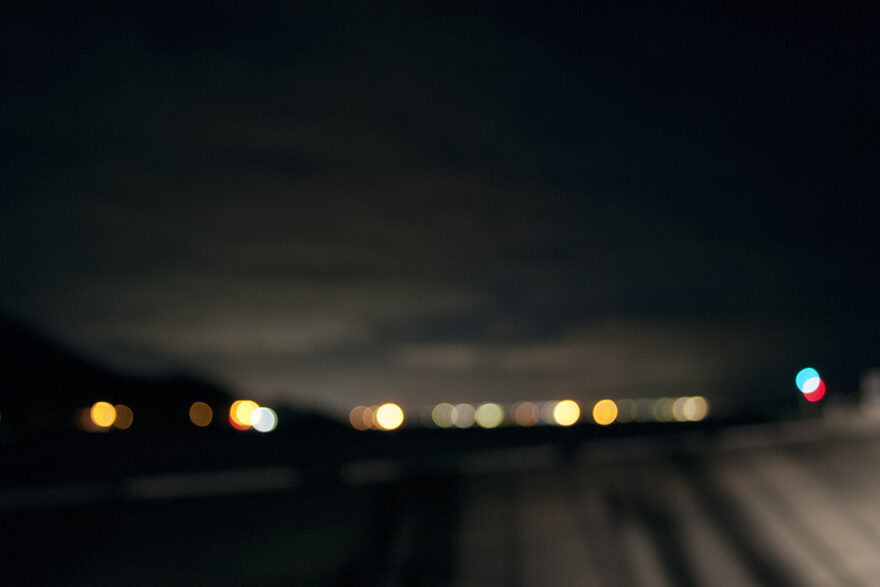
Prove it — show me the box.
[4,415,880,586]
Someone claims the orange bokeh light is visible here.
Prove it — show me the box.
[229,400,259,430]
[349,406,369,431]
[90,401,117,428]
[113,404,134,429]
[190,402,214,427]
[513,401,539,427]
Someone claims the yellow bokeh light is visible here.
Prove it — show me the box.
[231,400,259,428]
[683,396,709,421]
[90,401,117,428]
[375,403,404,431]
[592,399,617,426]
[113,404,134,430]
[553,400,580,426]
[672,397,688,422]
[189,402,214,427]
[475,403,504,429]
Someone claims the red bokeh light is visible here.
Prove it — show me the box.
[803,379,825,402]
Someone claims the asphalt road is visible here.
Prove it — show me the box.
[4,417,880,586]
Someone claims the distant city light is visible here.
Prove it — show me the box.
[553,400,580,426]
[653,398,674,422]
[452,404,475,428]
[363,406,377,430]
[802,377,821,394]
[592,399,617,426]
[796,367,825,402]
[229,400,259,430]
[616,398,636,423]
[114,404,134,429]
[671,397,689,422]
[251,407,278,433]
[796,367,820,392]
[804,379,826,402]
[540,401,558,425]
[375,403,404,430]
[431,403,455,428]
[682,396,709,421]
[475,403,505,429]
[513,401,539,427]
[189,402,214,427]
[398,395,713,431]
[235,400,259,426]
[349,406,370,431]
[90,401,117,428]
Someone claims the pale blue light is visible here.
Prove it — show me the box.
[796,367,820,392]
[802,376,821,394]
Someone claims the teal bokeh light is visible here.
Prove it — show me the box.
[796,367,820,392]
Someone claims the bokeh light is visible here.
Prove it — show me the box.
[113,404,134,430]
[363,406,377,430]
[431,403,455,428]
[679,396,708,421]
[553,400,580,426]
[802,377,821,394]
[189,402,214,427]
[475,403,504,429]
[230,400,259,430]
[653,398,674,422]
[616,398,636,423]
[90,401,117,428]
[804,379,826,402]
[796,367,820,392]
[349,406,369,431]
[235,400,259,426]
[251,407,278,433]
[452,403,475,428]
[540,401,558,425]
[796,367,825,403]
[375,403,404,430]
[592,399,617,426]
[671,397,689,422]
[513,401,539,427]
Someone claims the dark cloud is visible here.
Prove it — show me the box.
[2,3,878,416]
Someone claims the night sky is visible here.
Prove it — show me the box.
[2,3,878,417]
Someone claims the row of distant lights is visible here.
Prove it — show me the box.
[75,400,278,433]
[349,404,406,431]
[76,402,135,431]
[226,400,278,432]
[349,396,709,431]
